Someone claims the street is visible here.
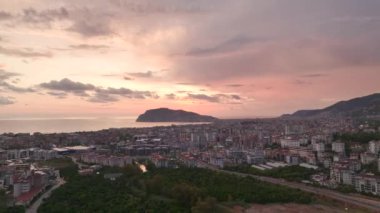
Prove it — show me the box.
[26,178,66,213]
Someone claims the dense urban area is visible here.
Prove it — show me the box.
[1,117,380,212]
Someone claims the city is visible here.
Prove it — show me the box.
[1,112,380,212]
[1,0,380,212]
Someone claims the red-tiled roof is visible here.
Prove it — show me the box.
[16,187,43,203]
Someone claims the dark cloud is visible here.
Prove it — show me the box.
[188,93,219,102]
[0,11,12,21]
[0,69,20,81]
[123,76,134,80]
[230,94,241,100]
[69,44,109,50]
[187,92,243,104]
[176,82,195,85]
[225,84,244,87]
[300,73,327,78]
[88,92,119,103]
[109,0,207,14]
[67,20,113,37]
[22,7,69,25]
[127,71,154,78]
[293,79,311,85]
[185,36,259,56]
[40,78,96,92]
[0,69,34,93]
[184,36,256,57]
[40,78,157,102]
[0,96,14,105]
[166,93,176,100]
[95,87,155,99]
[0,46,52,58]
[47,91,67,99]
[0,82,35,93]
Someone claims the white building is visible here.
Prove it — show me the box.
[369,140,380,154]
[354,174,380,195]
[312,143,325,152]
[332,142,345,153]
[360,152,377,165]
[280,138,300,148]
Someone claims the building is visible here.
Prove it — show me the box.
[332,142,345,153]
[369,140,380,154]
[280,138,300,148]
[151,154,169,168]
[285,125,304,136]
[353,174,380,195]
[360,152,377,165]
[210,157,224,168]
[312,143,325,152]
[246,149,265,165]
[285,155,299,165]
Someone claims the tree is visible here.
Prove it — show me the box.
[192,197,221,213]
[172,183,201,207]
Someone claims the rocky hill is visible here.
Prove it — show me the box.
[136,108,218,122]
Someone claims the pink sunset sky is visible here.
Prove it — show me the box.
[0,0,379,119]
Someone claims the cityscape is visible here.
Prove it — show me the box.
[1,0,380,213]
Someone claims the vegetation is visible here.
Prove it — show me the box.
[39,162,313,213]
[361,161,380,176]
[336,185,356,194]
[225,164,317,182]
[0,190,24,213]
[38,157,74,169]
[333,132,380,144]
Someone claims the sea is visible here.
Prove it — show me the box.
[0,117,206,134]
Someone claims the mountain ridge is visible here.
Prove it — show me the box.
[283,93,380,118]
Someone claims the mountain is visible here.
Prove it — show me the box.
[283,93,380,118]
[136,108,218,122]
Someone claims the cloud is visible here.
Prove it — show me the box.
[0,69,20,81]
[22,7,69,25]
[67,19,113,37]
[0,96,14,105]
[123,76,134,80]
[95,87,155,99]
[225,84,244,87]
[127,71,154,78]
[47,91,67,99]
[300,73,327,78]
[0,69,34,93]
[88,92,119,103]
[187,93,243,104]
[188,93,219,102]
[0,82,35,93]
[292,79,311,85]
[69,44,109,50]
[176,82,194,85]
[0,46,52,58]
[40,78,95,92]
[109,0,207,15]
[0,11,12,21]
[40,78,157,103]
[184,36,256,57]
[88,87,157,103]
[166,93,176,100]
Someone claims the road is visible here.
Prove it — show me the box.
[26,178,66,213]
[199,162,380,212]
[69,156,86,169]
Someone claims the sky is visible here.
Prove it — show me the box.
[0,0,379,119]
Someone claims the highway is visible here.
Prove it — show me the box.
[199,162,380,212]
